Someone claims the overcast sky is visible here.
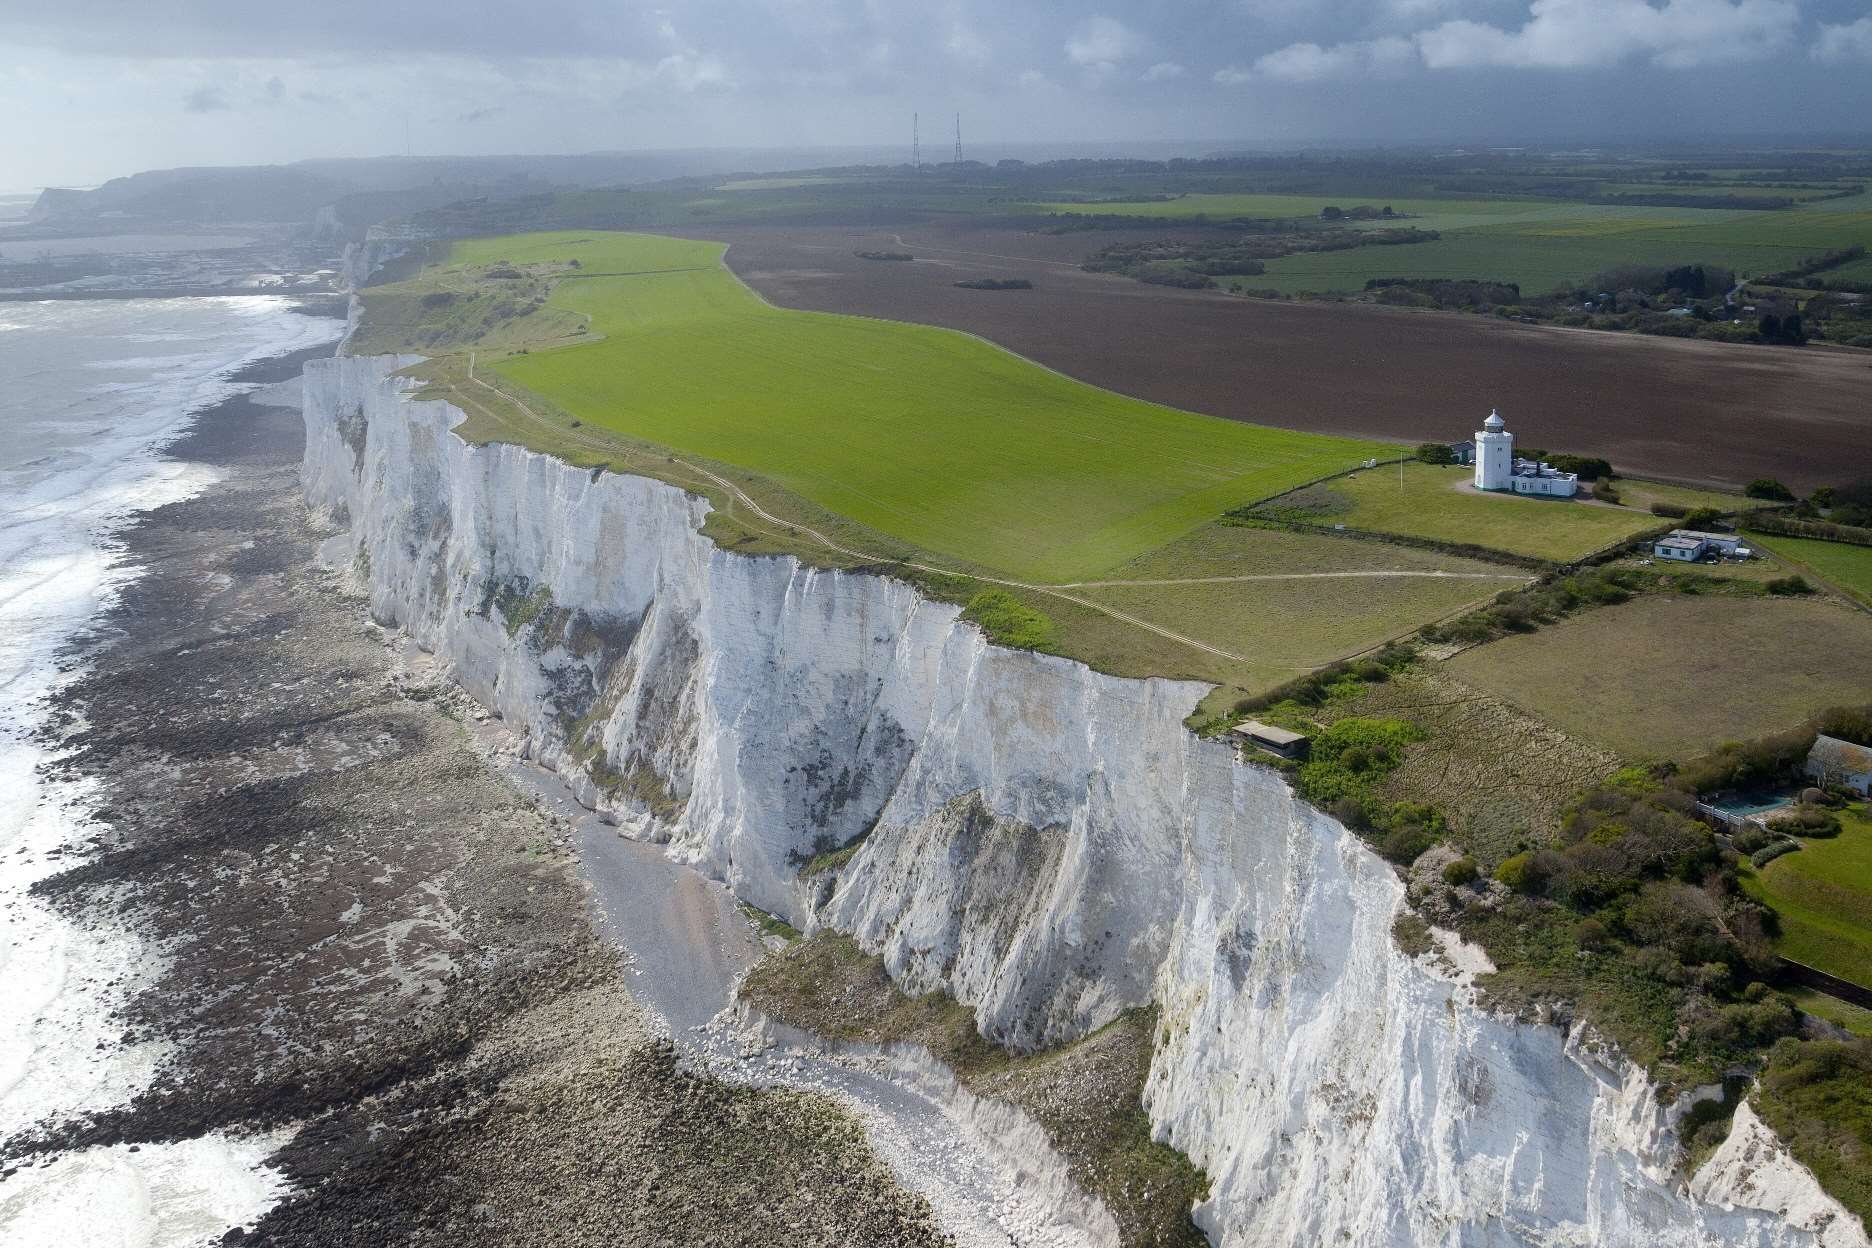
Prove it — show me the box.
[4,0,1871,188]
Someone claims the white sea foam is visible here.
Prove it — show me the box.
[0,295,340,1246]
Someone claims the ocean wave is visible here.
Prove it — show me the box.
[0,294,341,1245]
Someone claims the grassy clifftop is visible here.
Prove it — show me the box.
[373,230,1389,584]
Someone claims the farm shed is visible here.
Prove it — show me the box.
[1676,530,1751,559]
[1806,734,1872,797]
[1230,720,1310,760]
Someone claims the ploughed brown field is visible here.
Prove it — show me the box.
[692,222,1870,492]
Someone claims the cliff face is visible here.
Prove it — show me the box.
[302,353,1866,1248]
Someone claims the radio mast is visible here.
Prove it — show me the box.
[912,113,921,171]
[953,113,962,165]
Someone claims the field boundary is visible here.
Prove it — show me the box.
[1776,959,1872,1010]
[718,239,1398,442]
[1744,533,1872,615]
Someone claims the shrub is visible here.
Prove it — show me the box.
[1495,850,1548,894]
[1650,502,1688,518]
[1381,824,1438,864]
[1623,883,1728,962]
[1691,995,1801,1049]
[1766,575,1814,596]
[953,277,1034,291]
[1417,442,1457,464]
[1751,840,1800,868]
[1733,825,1773,854]
[1772,806,1841,837]
[1549,454,1614,481]
[1443,856,1480,886]
[1746,478,1796,502]
[1575,917,1611,951]
[1592,479,1622,504]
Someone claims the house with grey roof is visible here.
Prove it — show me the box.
[1806,734,1872,797]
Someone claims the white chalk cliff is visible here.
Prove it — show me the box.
[302,352,1866,1248]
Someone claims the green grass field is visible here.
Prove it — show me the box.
[1036,192,1872,295]
[438,232,1388,583]
[1260,463,1661,562]
[1610,478,1752,516]
[1741,804,1872,991]
[1749,534,1872,605]
[1031,521,1525,699]
[1445,596,1872,760]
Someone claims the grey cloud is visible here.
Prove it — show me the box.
[3,0,1869,189]
[183,85,230,112]
[1812,13,1872,59]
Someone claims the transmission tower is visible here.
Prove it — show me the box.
[912,113,920,172]
[953,113,962,165]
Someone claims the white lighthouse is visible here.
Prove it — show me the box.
[1474,409,1513,491]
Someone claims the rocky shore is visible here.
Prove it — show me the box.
[1,349,948,1246]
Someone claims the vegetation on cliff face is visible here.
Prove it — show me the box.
[741,933,1211,1248]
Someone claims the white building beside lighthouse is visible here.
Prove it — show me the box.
[1471,409,1580,498]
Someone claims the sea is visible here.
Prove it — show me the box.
[0,292,342,1244]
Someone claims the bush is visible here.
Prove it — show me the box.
[1692,996,1801,1049]
[1682,507,1724,528]
[1380,824,1438,864]
[1495,850,1548,894]
[1771,805,1841,837]
[1650,502,1689,518]
[1766,575,1814,596]
[1733,824,1773,854]
[1442,856,1480,886]
[1751,840,1801,868]
[1746,478,1796,502]
[1548,454,1614,481]
[1592,479,1622,504]
[954,277,1034,291]
[1576,917,1611,951]
[1417,442,1457,465]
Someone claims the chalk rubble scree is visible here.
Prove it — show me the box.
[302,353,1866,1248]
